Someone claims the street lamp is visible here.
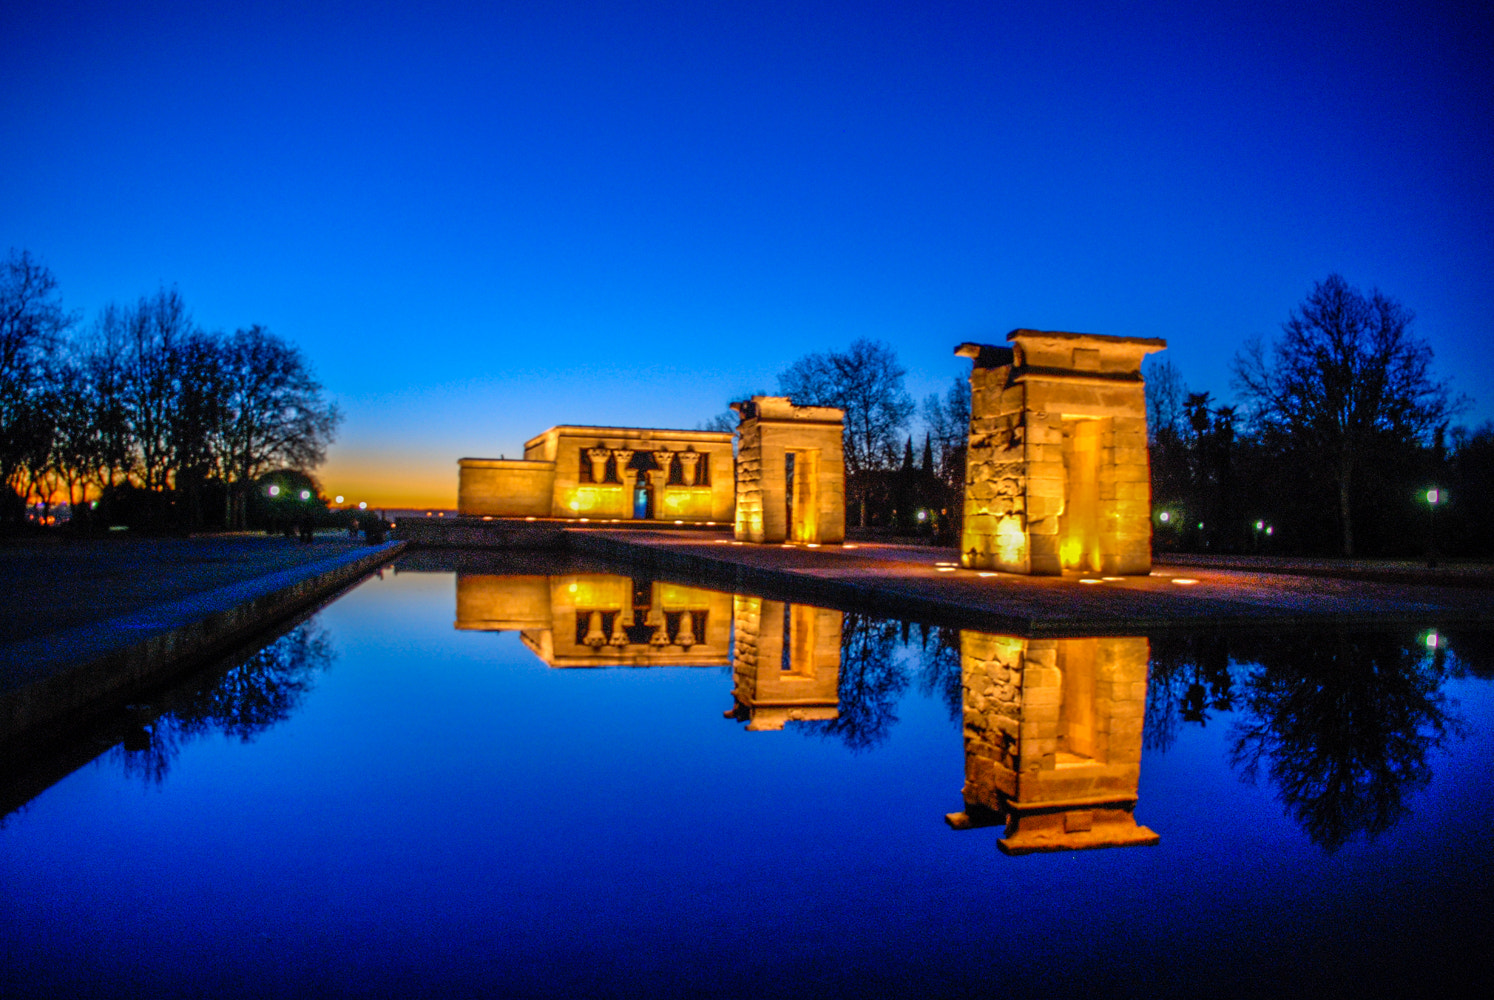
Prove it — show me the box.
[1426,488,1442,568]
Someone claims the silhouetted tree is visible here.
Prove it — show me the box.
[921,375,970,487]
[0,250,74,516]
[1233,275,1457,556]
[219,325,341,528]
[778,338,913,476]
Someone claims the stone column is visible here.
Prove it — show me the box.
[586,446,610,483]
[678,450,701,485]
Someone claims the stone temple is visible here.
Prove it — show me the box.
[957,330,1166,575]
[457,332,1163,573]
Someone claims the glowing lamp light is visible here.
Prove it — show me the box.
[1256,520,1265,531]
[300,490,311,500]
[335,495,344,504]
[569,500,581,511]
[1172,578,1199,585]
[917,510,928,522]
[1427,489,1441,504]
[1425,631,1440,649]
[1266,526,1274,536]
[1158,511,1170,523]
[268,485,280,497]
[358,501,367,510]
[1079,578,1102,584]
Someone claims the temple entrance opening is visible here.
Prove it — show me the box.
[1058,417,1102,573]
[634,480,653,519]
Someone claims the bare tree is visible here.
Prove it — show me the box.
[921,375,970,486]
[82,304,139,491]
[1143,356,1185,447]
[219,325,341,528]
[778,339,913,475]
[121,287,195,492]
[0,250,74,506]
[1233,274,1457,556]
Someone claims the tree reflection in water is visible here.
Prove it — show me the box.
[115,621,335,784]
[914,623,965,722]
[806,612,909,752]
[1226,632,1455,851]
[1144,632,1236,753]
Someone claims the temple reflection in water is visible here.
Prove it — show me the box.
[456,572,732,667]
[454,570,1157,854]
[947,634,1159,854]
[726,596,842,730]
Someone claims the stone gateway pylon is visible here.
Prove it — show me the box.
[957,330,1166,575]
[731,396,846,545]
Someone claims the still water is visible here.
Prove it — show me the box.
[3,555,1491,998]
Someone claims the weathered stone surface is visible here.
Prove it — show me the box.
[731,395,845,545]
[956,331,1165,575]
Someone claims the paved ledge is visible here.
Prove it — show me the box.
[1156,552,1494,589]
[0,539,404,749]
[562,530,1494,635]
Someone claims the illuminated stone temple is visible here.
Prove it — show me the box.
[459,426,736,522]
[958,330,1166,575]
[455,571,733,668]
[946,632,1159,854]
[731,396,846,545]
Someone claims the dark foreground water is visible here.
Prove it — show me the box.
[3,557,1491,999]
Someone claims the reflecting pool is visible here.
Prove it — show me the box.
[3,556,1491,998]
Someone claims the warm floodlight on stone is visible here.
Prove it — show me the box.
[730,396,846,545]
[459,426,734,522]
[956,330,1166,576]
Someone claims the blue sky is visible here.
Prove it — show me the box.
[4,0,1491,506]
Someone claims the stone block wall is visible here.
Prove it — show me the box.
[513,425,734,521]
[732,396,845,544]
[957,331,1165,575]
[458,458,556,517]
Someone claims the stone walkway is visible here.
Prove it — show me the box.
[0,533,371,646]
[1,533,402,747]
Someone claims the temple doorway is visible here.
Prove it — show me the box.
[785,449,820,543]
[633,480,654,519]
[1058,418,1102,572]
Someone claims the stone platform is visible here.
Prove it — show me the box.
[380,519,1494,635]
